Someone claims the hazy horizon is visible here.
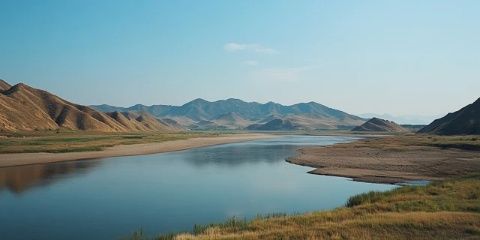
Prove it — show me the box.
[1,0,479,117]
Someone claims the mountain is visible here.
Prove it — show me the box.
[352,118,408,132]
[0,80,179,132]
[358,113,439,125]
[246,119,297,131]
[418,98,480,135]
[92,99,365,130]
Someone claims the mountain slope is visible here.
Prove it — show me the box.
[107,111,181,132]
[352,118,408,132]
[0,79,11,91]
[0,81,178,132]
[418,98,480,135]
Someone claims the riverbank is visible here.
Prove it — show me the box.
[289,134,480,184]
[136,174,480,240]
[0,133,275,167]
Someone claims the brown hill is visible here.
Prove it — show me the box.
[0,81,178,132]
[418,98,480,135]
[352,118,408,132]
[107,111,181,132]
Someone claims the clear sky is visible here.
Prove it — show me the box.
[0,0,479,117]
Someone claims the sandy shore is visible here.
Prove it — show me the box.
[0,133,275,167]
[289,136,480,184]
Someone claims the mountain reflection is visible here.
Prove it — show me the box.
[0,160,99,194]
[180,144,298,167]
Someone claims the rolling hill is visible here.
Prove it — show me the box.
[418,98,480,135]
[351,118,408,132]
[92,99,365,130]
[246,119,297,131]
[0,80,179,132]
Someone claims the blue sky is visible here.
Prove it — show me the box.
[0,0,479,117]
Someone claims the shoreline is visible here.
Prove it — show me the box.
[288,135,480,184]
[0,133,275,168]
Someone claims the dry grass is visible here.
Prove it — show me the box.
[137,174,480,240]
[0,131,220,153]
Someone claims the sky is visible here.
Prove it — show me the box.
[0,0,479,119]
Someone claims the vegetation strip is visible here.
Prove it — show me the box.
[129,174,480,240]
[0,133,275,167]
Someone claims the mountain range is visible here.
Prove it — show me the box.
[92,99,366,130]
[0,80,179,132]
[3,79,476,134]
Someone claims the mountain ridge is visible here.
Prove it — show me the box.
[0,80,179,132]
[92,99,366,130]
[418,98,480,135]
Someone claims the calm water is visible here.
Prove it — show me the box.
[0,136,394,240]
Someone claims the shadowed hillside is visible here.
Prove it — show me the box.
[246,119,297,131]
[0,80,179,132]
[419,98,480,135]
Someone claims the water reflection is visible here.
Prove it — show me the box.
[0,136,393,240]
[0,161,100,194]
[181,144,294,167]
[180,136,356,167]
[0,136,354,193]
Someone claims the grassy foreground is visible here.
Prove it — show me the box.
[0,131,220,153]
[132,175,480,240]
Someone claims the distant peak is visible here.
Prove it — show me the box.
[4,82,33,94]
[13,82,31,89]
[370,117,391,122]
[225,98,243,102]
[189,98,209,104]
[370,117,382,121]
